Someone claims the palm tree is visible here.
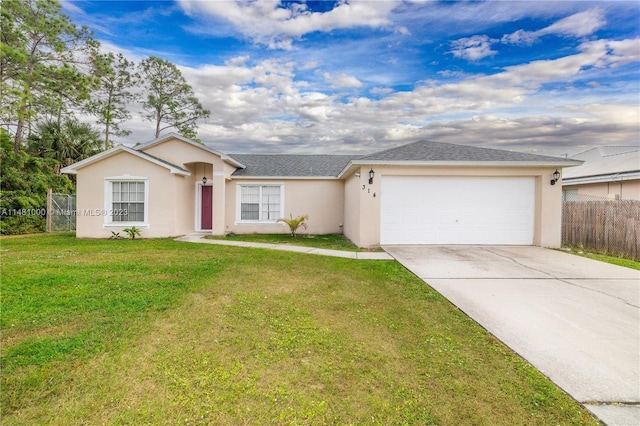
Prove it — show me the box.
[27,120,102,171]
[277,214,309,238]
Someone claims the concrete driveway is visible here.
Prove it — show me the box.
[384,245,640,426]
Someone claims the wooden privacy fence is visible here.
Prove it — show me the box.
[562,198,640,260]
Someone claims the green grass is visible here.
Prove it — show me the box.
[206,233,374,251]
[563,246,640,270]
[1,234,599,425]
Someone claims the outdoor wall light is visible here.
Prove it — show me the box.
[550,169,560,186]
[202,176,208,185]
[369,169,375,185]
[355,172,361,178]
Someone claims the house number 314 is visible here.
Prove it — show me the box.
[361,185,376,197]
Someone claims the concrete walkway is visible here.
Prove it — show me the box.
[384,245,640,426]
[175,233,393,260]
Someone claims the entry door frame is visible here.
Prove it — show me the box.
[195,182,213,232]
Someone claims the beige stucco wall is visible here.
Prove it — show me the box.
[72,135,566,248]
[347,165,564,249]
[143,138,242,235]
[564,180,640,200]
[74,152,189,238]
[223,179,344,235]
[343,172,361,246]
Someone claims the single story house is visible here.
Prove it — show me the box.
[61,133,581,248]
[562,146,640,201]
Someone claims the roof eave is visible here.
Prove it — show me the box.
[350,159,583,167]
[61,145,125,175]
[231,175,340,180]
[60,145,191,176]
[562,171,640,185]
[337,159,583,178]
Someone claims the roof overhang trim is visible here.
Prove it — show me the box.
[562,171,640,185]
[60,145,191,176]
[337,159,583,179]
[231,175,340,180]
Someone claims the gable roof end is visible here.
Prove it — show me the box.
[60,145,191,176]
[135,132,245,169]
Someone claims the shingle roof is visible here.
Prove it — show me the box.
[228,140,580,178]
[356,140,570,163]
[230,154,352,177]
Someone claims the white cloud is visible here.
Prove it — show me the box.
[503,8,606,45]
[177,0,401,49]
[105,34,639,155]
[540,8,606,38]
[371,87,394,95]
[323,72,363,88]
[449,35,497,61]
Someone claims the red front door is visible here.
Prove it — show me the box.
[201,186,212,230]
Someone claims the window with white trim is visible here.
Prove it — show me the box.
[111,181,145,222]
[239,184,282,221]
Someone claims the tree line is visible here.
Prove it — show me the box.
[0,0,210,234]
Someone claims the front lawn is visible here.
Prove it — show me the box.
[1,234,598,425]
[206,233,369,251]
[562,246,640,270]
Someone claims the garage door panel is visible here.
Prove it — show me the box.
[381,176,535,245]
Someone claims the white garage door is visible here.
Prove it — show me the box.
[381,176,535,245]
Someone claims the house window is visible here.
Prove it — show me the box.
[112,181,145,221]
[105,179,148,225]
[239,184,282,221]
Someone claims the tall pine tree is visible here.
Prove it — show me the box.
[138,56,210,140]
[1,0,98,152]
[89,52,138,149]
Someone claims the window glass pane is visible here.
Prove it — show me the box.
[239,185,281,221]
[241,203,259,220]
[241,186,260,203]
[113,202,123,221]
[262,186,280,220]
[112,182,120,202]
[111,181,145,222]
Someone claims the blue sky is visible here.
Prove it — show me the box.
[62,0,640,156]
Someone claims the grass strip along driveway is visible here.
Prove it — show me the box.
[205,233,370,252]
[1,234,598,425]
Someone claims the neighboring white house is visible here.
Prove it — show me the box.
[61,133,581,248]
[562,146,640,201]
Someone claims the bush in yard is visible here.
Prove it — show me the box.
[123,226,141,239]
[277,214,309,238]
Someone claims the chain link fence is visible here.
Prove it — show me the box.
[562,193,640,260]
[47,192,76,233]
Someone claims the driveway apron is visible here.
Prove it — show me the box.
[384,245,640,426]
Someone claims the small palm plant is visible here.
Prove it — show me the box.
[277,214,309,238]
[122,226,141,239]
